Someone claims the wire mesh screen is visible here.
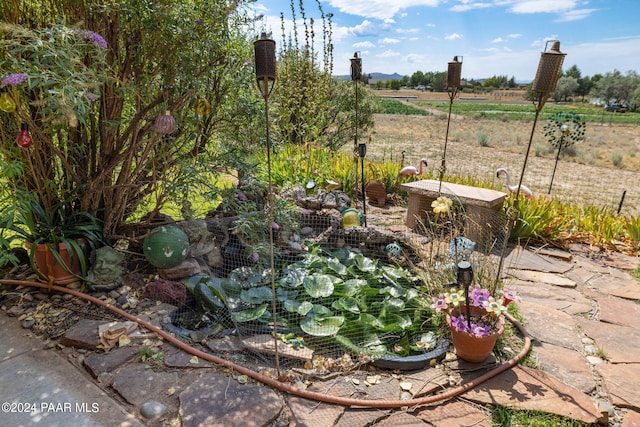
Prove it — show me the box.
[153,180,512,372]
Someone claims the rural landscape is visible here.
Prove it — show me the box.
[369,89,640,216]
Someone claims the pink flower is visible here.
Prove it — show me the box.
[501,289,520,306]
[271,222,280,230]
[430,294,448,312]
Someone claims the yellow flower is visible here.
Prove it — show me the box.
[445,290,465,307]
[431,196,453,214]
[484,297,507,316]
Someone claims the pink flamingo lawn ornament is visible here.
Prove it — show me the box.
[399,158,428,176]
[496,167,533,198]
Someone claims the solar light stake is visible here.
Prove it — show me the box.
[457,261,473,329]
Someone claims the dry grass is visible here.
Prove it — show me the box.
[367,90,640,215]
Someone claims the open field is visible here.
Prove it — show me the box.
[367,90,640,215]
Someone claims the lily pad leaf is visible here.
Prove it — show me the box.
[240,286,273,304]
[300,315,344,336]
[231,304,268,323]
[325,257,347,275]
[350,253,376,273]
[303,273,335,298]
[284,299,313,316]
[334,279,367,297]
[332,297,360,314]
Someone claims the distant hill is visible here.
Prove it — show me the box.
[334,72,405,81]
[334,72,531,84]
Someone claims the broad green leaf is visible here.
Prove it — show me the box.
[300,315,344,336]
[231,304,268,322]
[378,314,412,332]
[240,286,273,304]
[303,273,335,298]
[276,287,299,302]
[311,304,333,318]
[351,253,376,272]
[334,279,367,297]
[332,297,360,314]
[325,257,347,275]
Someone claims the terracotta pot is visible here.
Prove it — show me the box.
[28,240,87,285]
[446,306,505,363]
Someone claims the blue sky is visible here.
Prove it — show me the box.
[250,0,640,81]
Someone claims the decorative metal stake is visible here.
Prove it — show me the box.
[439,56,462,193]
[350,52,365,221]
[358,142,367,227]
[254,32,280,374]
[515,41,565,209]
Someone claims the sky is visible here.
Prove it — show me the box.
[249,0,640,82]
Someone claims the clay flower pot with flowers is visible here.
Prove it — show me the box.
[431,280,520,363]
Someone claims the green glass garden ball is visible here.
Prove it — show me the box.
[143,225,190,269]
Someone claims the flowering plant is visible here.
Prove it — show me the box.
[431,286,520,337]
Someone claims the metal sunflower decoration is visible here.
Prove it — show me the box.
[543,111,585,194]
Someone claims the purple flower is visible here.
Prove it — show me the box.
[470,323,491,337]
[252,253,259,262]
[299,209,314,215]
[271,222,280,230]
[75,29,108,49]
[451,315,468,332]
[2,73,28,86]
[237,192,248,201]
[469,287,490,308]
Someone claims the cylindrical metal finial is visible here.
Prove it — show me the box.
[254,33,276,98]
[532,40,565,95]
[447,56,463,88]
[350,52,362,81]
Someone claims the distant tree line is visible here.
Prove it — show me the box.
[374,64,640,112]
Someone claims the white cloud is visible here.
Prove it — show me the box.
[380,37,401,44]
[445,33,464,40]
[508,34,522,39]
[349,20,378,37]
[326,0,442,20]
[555,8,597,22]
[492,37,508,43]
[377,49,402,58]
[509,0,577,14]
[353,41,376,48]
[450,2,493,12]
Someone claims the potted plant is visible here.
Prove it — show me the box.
[432,283,519,363]
[0,186,104,286]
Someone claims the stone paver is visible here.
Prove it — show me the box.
[516,300,583,350]
[414,400,492,427]
[179,374,283,427]
[531,342,596,394]
[508,280,592,315]
[622,410,640,427]
[461,365,605,424]
[576,317,640,364]
[595,364,640,412]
